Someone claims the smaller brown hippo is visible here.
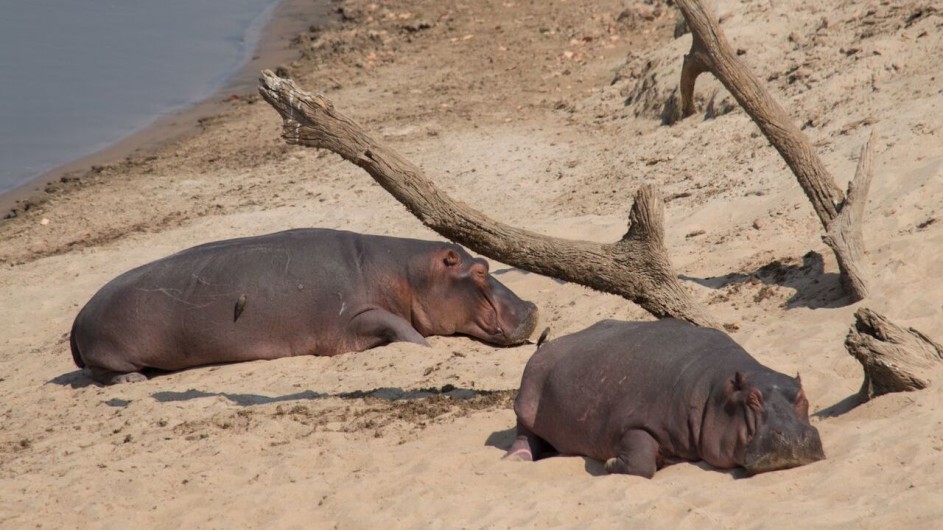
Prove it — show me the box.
[506,319,824,477]
[70,228,538,384]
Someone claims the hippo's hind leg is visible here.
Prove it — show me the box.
[604,429,660,478]
[503,420,553,461]
[87,366,148,385]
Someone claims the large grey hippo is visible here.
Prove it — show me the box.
[70,228,538,384]
[506,319,825,477]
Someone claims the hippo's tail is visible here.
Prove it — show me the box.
[69,317,85,368]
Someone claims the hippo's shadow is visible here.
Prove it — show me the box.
[680,251,849,310]
[150,384,496,407]
[48,370,99,389]
[48,367,175,388]
[50,366,511,404]
[484,426,517,451]
[486,427,747,479]
[582,458,608,477]
[584,459,745,479]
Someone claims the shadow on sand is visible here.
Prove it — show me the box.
[681,251,850,310]
[813,392,866,418]
[147,385,495,407]
[487,429,750,479]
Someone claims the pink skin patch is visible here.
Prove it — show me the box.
[503,448,533,460]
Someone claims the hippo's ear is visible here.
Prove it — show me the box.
[723,372,747,412]
[733,371,746,391]
[443,249,461,267]
[795,372,802,384]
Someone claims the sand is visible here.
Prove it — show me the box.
[1,0,942,528]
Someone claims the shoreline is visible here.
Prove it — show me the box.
[0,0,332,217]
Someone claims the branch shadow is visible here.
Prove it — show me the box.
[813,393,865,418]
[680,251,850,309]
[493,267,566,285]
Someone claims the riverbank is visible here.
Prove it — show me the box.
[1,0,942,527]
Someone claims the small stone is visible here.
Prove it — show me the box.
[40,218,50,225]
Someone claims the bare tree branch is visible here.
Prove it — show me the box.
[674,0,875,301]
[258,70,715,327]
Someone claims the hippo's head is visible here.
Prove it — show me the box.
[411,245,538,346]
[724,371,825,475]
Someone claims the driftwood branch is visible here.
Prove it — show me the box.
[258,70,715,327]
[675,0,874,301]
[846,308,943,400]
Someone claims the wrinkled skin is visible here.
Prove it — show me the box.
[71,228,538,384]
[506,319,825,477]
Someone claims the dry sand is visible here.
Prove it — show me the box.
[2,0,942,528]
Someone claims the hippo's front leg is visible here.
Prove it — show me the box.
[604,429,660,478]
[349,308,430,347]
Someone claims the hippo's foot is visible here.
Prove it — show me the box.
[603,429,659,479]
[88,367,148,385]
[502,422,554,462]
[502,445,534,462]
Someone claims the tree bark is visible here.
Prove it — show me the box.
[674,0,874,301]
[846,308,943,400]
[258,70,715,327]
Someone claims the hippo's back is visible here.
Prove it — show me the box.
[515,319,762,461]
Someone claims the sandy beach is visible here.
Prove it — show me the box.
[2,0,942,527]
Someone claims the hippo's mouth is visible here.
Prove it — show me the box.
[474,297,507,342]
[742,429,826,475]
[474,296,538,346]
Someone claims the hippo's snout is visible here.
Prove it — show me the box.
[742,424,825,475]
[497,301,539,346]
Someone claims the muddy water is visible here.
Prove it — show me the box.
[0,0,283,195]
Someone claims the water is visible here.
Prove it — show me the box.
[0,0,283,194]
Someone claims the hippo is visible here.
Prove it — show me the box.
[506,319,825,477]
[70,228,538,384]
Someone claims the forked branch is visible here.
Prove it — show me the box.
[675,0,875,301]
[258,70,715,327]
